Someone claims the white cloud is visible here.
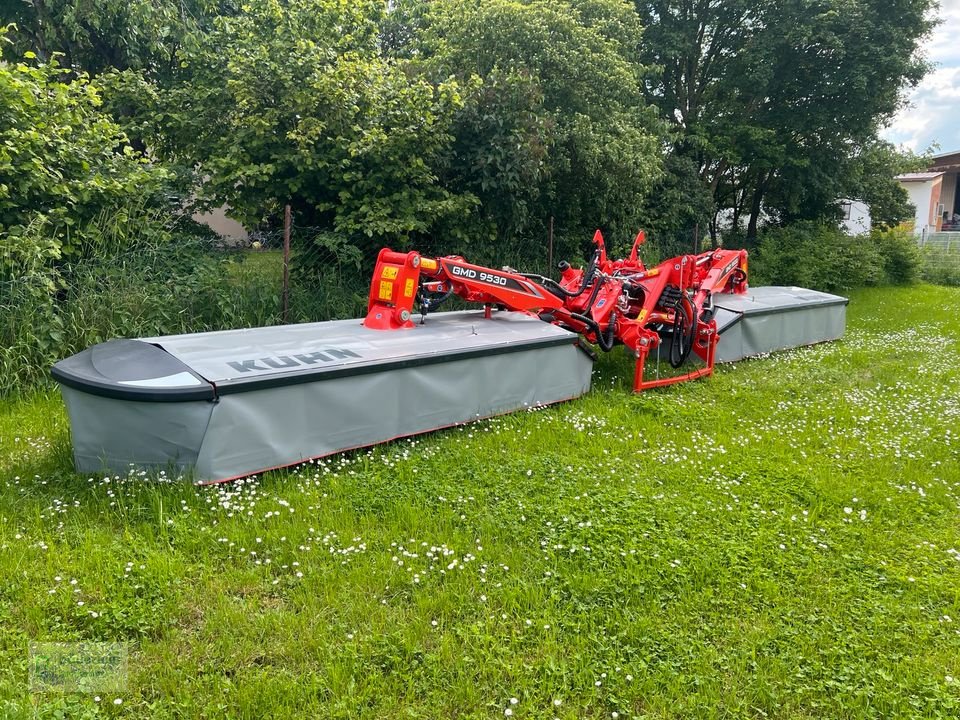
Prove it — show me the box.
[883,0,960,153]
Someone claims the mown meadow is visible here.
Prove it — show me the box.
[1,284,958,719]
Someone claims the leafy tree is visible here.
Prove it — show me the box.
[636,0,937,239]
[0,27,168,279]
[636,153,713,258]
[145,0,473,254]
[0,0,236,75]
[392,0,664,260]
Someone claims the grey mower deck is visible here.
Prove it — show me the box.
[53,310,594,483]
[712,286,848,362]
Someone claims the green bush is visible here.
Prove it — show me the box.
[750,222,884,293]
[0,33,169,280]
[870,226,921,284]
[0,212,282,396]
[749,222,923,292]
[0,33,287,396]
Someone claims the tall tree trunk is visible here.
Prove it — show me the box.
[746,173,768,241]
[707,158,728,197]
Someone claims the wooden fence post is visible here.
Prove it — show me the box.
[282,204,291,324]
[548,215,554,271]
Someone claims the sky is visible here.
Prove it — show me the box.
[883,0,960,154]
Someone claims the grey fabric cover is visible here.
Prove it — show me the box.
[713,286,847,363]
[60,386,215,474]
[193,344,588,481]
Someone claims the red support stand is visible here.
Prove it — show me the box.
[632,325,718,392]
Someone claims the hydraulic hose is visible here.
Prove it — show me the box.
[571,310,617,352]
[580,272,606,315]
[418,287,455,323]
[668,299,695,369]
[521,250,599,300]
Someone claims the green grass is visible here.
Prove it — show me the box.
[226,248,284,284]
[1,284,959,718]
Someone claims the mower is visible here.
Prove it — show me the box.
[52,231,847,482]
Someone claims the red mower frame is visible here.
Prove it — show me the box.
[363,231,748,392]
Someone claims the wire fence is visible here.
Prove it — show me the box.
[230,218,597,325]
[919,232,960,285]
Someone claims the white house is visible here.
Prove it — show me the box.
[839,150,960,238]
[839,199,872,235]
[895,150,960,238]
[896,171,946,236]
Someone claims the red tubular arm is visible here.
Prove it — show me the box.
[363,250,564,330]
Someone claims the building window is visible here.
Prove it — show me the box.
[840,201,852,220]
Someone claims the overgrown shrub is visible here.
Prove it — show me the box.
[748,222,922,292]
[0,31,286,395]
[750,222,884,293]
[0,33,170,280]
[870,226,921,284]
[0,211,282,396]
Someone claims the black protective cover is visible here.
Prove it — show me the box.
[51,339,215,402]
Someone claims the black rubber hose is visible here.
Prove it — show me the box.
[668,301,695,369]
[580,273,605,315]
[570,311,617,352]
[601,310,617,351]
[418,288,454,322]
[520,250,599,299]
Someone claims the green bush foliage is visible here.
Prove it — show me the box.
[749,222,921,293]
[0,209,281,396]
[0,33,169,279]
[127,0,663,275]
[0,29,279,395]
[870,226,922,285]
[288,230,368,322]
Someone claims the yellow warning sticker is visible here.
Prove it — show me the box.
[404,278,416,298]
[382,266,399,280]
[637,308,648,323]
[646,268,660,278]
[378,280,394,301]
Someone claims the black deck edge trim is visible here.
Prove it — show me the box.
[51,340,216,403]
[51,366,217,402]
[213,334,577,396]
